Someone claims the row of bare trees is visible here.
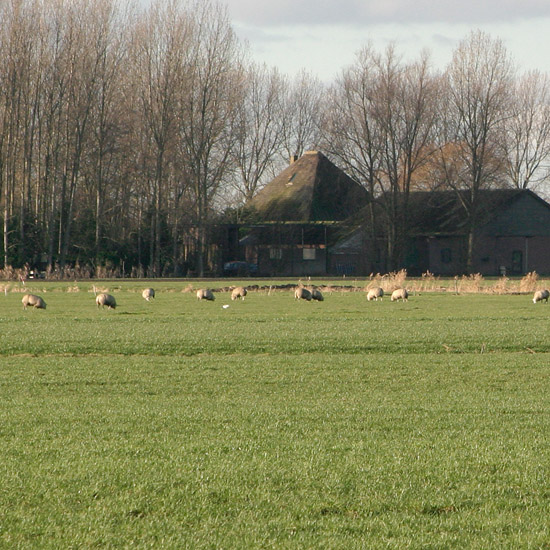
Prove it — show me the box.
[0,0,322,276]
[0,1,549,276]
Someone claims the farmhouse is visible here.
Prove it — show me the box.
[237,151,370,276]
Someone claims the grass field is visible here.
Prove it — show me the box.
[2,281,550,548]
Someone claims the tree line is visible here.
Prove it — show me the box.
[1,0,549,277]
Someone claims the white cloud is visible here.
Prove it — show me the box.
[235,17,550,82]
[135,0,550,81]
[225,0,550,26]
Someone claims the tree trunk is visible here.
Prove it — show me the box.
[466,225,475,274]
[3,199,8,269]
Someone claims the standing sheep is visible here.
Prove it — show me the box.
[311,288,324,301]
[197,289,215,301]
[142,288,155,301]
[367,287,384,301]
[391,288,408,302]
[294,287,312,301]
[533,289,550,303]
[96,293,117,309]
[22,294,46,310]
[231,286,247,300]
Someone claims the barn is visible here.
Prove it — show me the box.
[331,189,550,276]
[405,189,550,276]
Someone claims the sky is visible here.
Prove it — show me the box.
[223,0,550,82]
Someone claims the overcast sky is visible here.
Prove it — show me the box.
[223,0,550,81]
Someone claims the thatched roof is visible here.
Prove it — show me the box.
[246,151,369,222]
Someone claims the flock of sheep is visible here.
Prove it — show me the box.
[18,285,550,311]
[21,288,155,311]
[19,284,402,311]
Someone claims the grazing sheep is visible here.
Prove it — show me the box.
[96,293,117,309]
[311,288,324,301]
[294,287,312,301]
[533,289,550,303]
[390,288,408,302]
[231,286,247,300]
[197,288,215,301]
[22,294,46,310]
[367,287,384,301]
[142,288,155,301]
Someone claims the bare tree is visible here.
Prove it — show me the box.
[232,62,285,205]
[0,0,40,268]
[443,30,514,272]
[175,1,244,276]
[86,2,131,262]
[321,46,384,262]
[50,0,125,269]
[130,0,187,275]
[374,48,438,269]
[322,46,439,269]
[280,70,324,163]
[503,70,550,191]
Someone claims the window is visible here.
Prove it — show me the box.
[512,250,522,273]
[269,248,282,260]
[303,248,316,260]
[441,248,452,264]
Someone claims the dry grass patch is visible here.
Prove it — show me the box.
[366,269,408,294]
[520,271,539,294]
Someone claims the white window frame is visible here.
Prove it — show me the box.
[303,248,316,260]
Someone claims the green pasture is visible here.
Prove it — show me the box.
[1,282,550,548]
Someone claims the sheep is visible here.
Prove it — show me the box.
[142,288,155,301]
[311,288,324,301]
[533,289,550,303]
[367,287,384,301]
[294,287,312,301]
[22,294,46,310]
[96,293,117,309]
[197,288,215,301]
[231,286,247,300]
[390,288,408,302]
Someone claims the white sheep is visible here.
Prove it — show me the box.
[22,294,46,310]
[311,288,324,301]
[367,287,384,301]
[197,289,215,301]
[142,288,155,301]
[391,288,408,302]
[533,289,549,303]
[294,287,312,301]
[96,293,117,309]
[231,286,247,300]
